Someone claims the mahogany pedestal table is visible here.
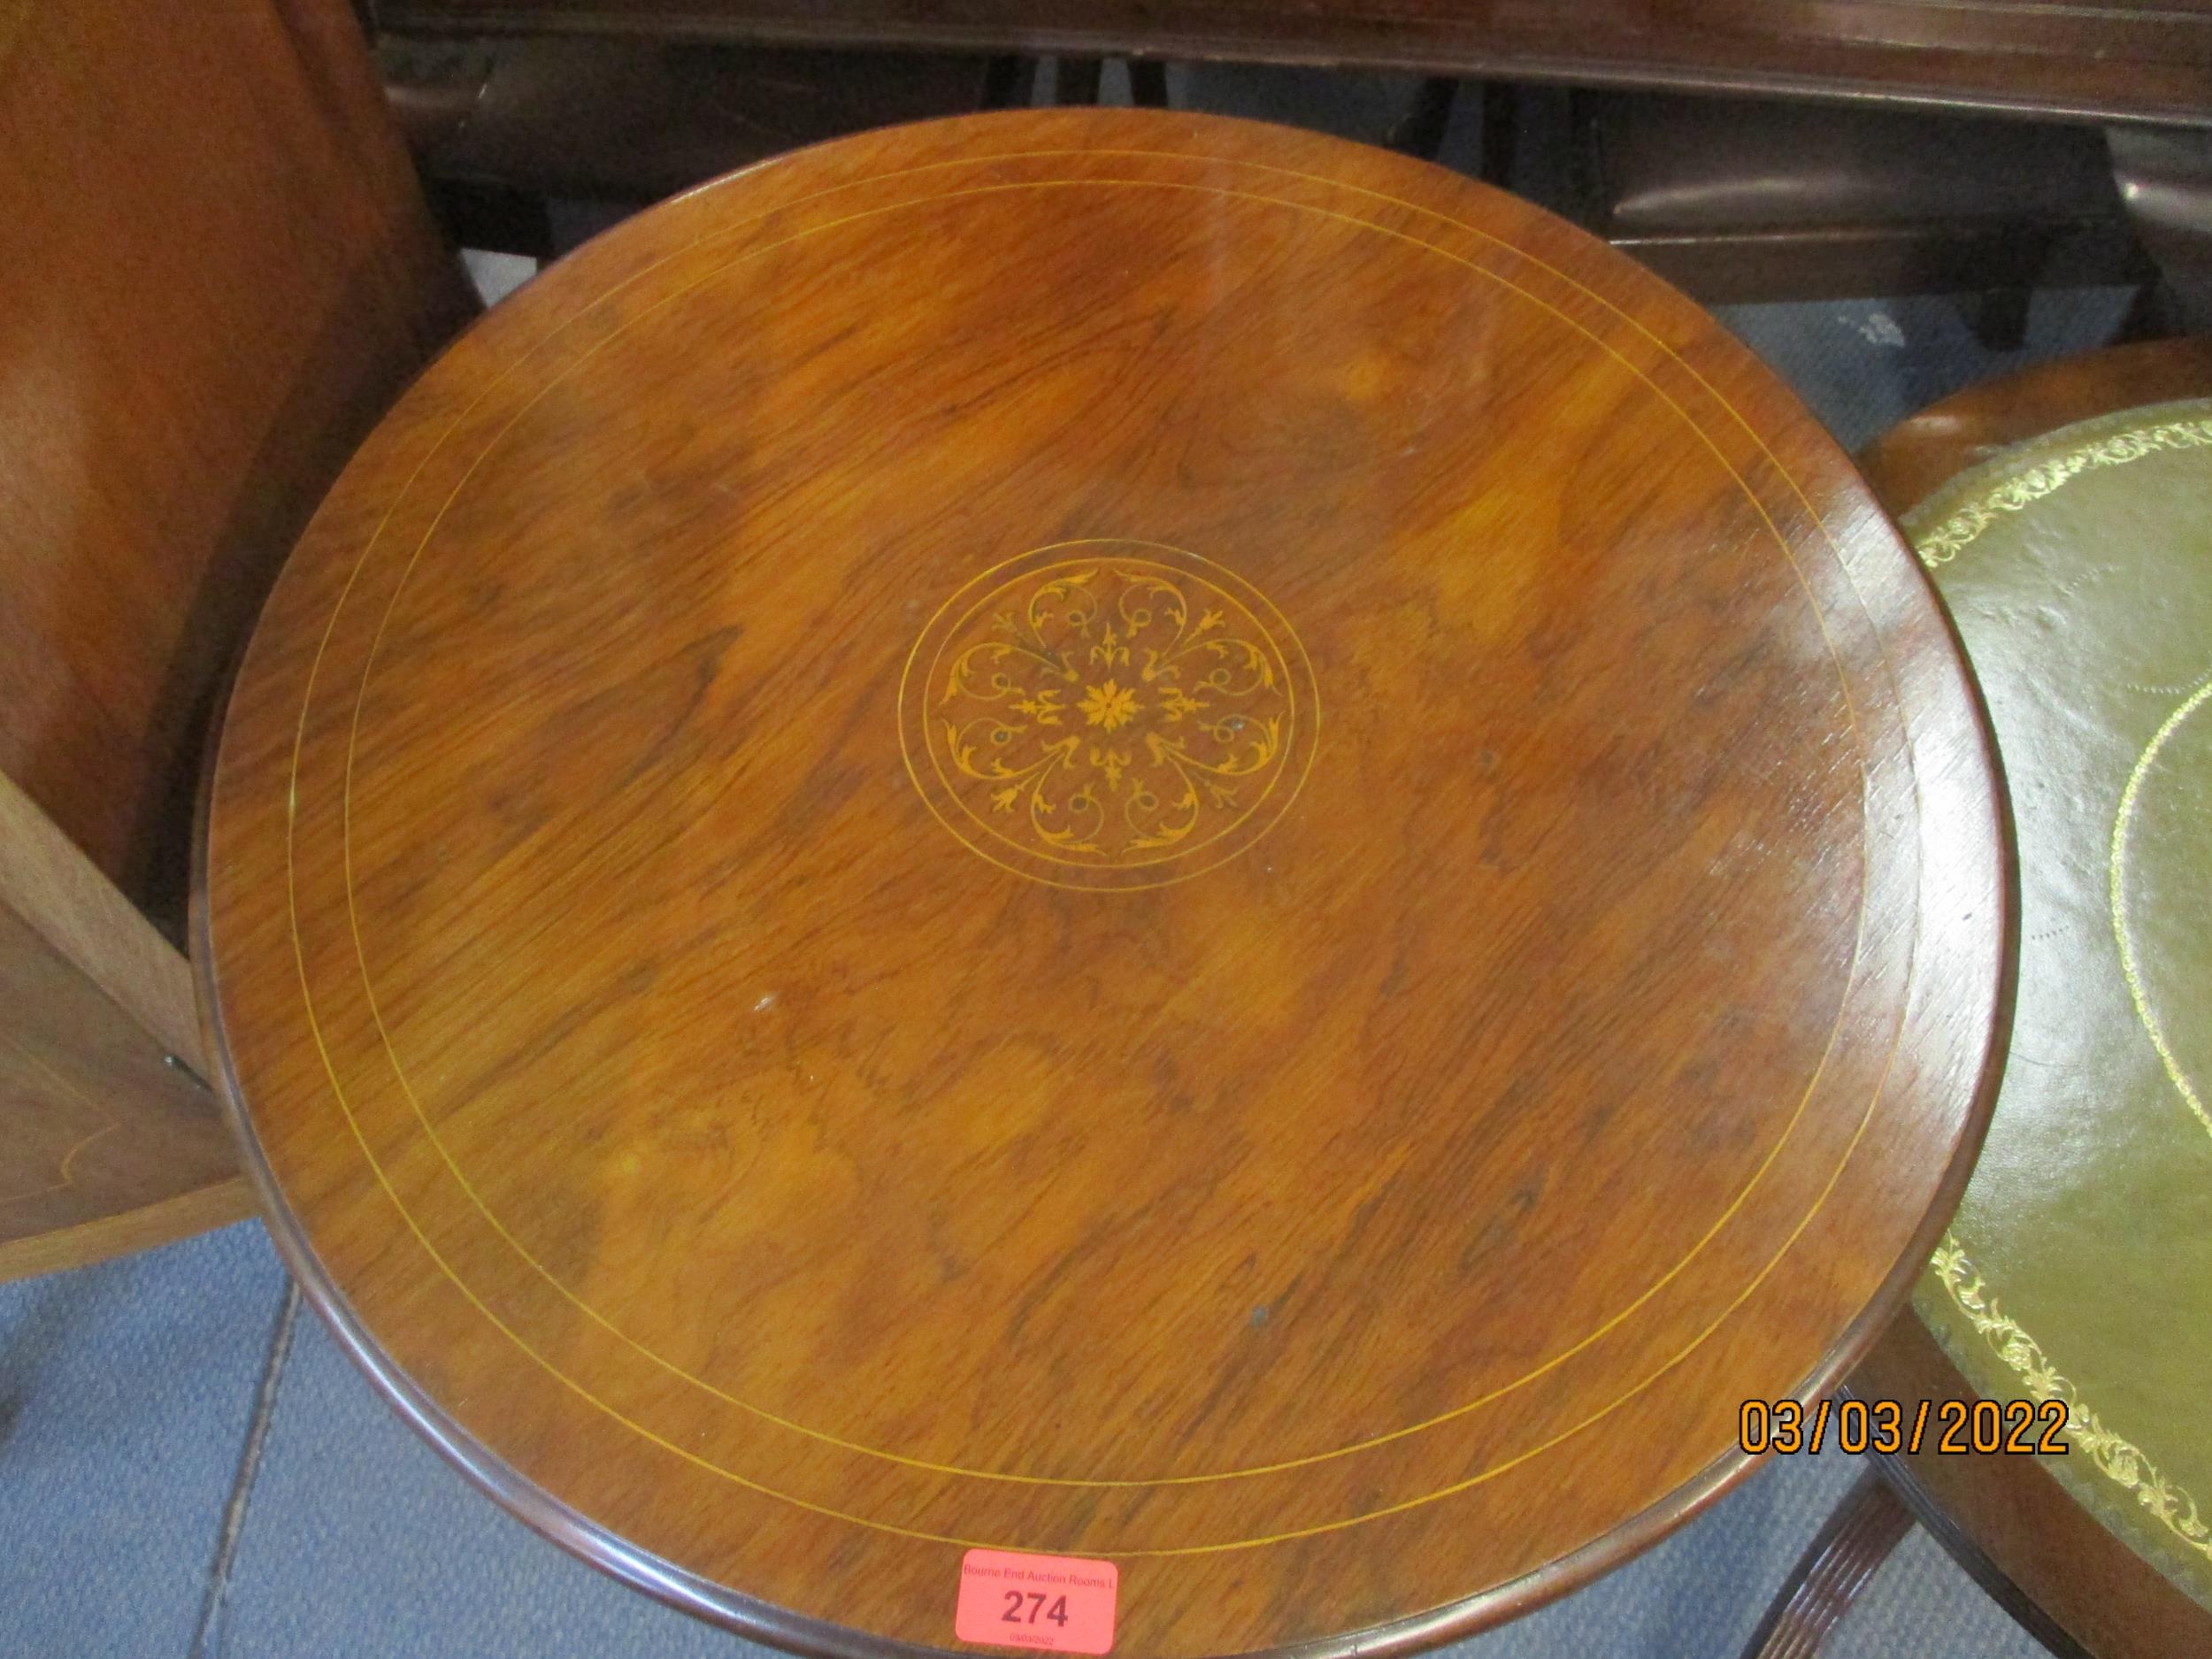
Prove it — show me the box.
[196,110,2009,1657]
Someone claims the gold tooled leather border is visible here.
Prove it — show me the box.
[1929,1235,2212,1570]
[1909,403,2212,1598]
[1916,415,2212,564]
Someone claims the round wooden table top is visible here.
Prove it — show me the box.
[197,110,2009,1658]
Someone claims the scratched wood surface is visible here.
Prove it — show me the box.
[198,110,2009,1658]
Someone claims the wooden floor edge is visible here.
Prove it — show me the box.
[0,1175,259,1285]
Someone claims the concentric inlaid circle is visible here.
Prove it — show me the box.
[900,541,1319,890]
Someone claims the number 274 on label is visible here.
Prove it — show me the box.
[955,1549,1118,1655]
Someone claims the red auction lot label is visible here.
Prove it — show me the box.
[954,1548,1118,1654]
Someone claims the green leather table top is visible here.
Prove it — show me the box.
[1904,399,2212,1611]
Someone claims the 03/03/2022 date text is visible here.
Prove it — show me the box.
[1740,1397,2070,1455]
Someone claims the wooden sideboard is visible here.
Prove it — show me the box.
[376,0,2212,126]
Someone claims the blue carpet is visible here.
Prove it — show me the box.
[208,1294,744,1659]
[0,1221,284,1657]
[1834,1528,2054,1659]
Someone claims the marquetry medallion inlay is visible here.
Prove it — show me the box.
[899,541,1319,889]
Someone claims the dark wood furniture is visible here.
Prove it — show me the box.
[380,35,1010,247]
[0,0,472,1279]
[1568,92,2148,330]
[380,0,2212,324]
[2108,127,2212,331]
[377,0,2212,127]
[380,0,2212,335]
[200,109,2007,1653]
[1838,340,2212,1659]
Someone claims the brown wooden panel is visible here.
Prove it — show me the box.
[0,0,473,921]
[0,907,250,1282]
[380,0,2212,124]
[0,0,468,1277]
[0,772,252,1280]
[201,109,2007,1655]
[0,770,202,1071]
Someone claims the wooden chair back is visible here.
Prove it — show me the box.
[0,0,473,1278]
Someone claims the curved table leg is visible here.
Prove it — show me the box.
[1737,1470,1913,1659]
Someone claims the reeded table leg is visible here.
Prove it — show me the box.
[1736,1471,1913,1659]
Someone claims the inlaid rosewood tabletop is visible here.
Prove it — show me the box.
[196,110,2009,1657]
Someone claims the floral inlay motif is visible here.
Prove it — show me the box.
[933,563,1294,863]
[1079,679,1141,733]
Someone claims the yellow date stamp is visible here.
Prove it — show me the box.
[1739,1397,2070,1456]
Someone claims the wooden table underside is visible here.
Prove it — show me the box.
[199,110,2008,1658]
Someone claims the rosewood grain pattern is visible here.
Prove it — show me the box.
[380,0,2212,125]
[200,110,2008,1657]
